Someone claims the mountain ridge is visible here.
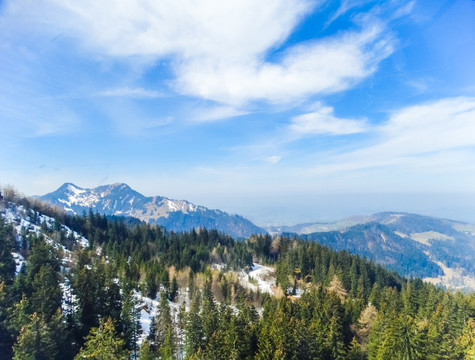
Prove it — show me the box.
[279,212,475,291]
[40,182,266,238]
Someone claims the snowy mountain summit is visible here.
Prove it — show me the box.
[40,183,265,238]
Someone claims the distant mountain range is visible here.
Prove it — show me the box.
[276,212,475,291]
[40,183,265,238]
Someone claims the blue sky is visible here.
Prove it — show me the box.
[1,0,475,225]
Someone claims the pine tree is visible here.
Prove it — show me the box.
[0,217,16,285]
[7,294,31,337]
[159,327,174,360]
[185,291,203,357]
[201,280,218,343]
[347,337,365,360]
[30,265,62,320]
[139,339,157,360]
[0,282,14,358]
[374,311,399,360]
[121,290,142,359]
[458,318,475,359]
[169,276,178,302]
[13,312,58,360]
[103,267,122,326]
[155,291,174,356]
[72,265,100,337]
[145,271,158,300]
[74,318,129,360]
[326,314,346,360]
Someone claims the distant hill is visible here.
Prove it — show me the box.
[279,212,475,291]
[40,183,266,238]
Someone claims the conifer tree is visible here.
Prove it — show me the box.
[201,280,218,343]
[159,326,174,360]
[30,265,62,320]
[0,282,13,357]
[185,291,203,357]
[347,336,365,360]
[155,291,174,355]
[169,276,178,302]
[7,294,30,335]
[458,317,475,358]
[326,314,346,360]
[139,339,156,360]
[74,318,129,360]
[121,290,142,358]
[0,217,15,285]
[72,265,100,337]
[13,312,58,360]
[103,272,122,327]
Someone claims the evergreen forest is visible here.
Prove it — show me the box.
[1,191,475,359]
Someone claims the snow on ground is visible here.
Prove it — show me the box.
[238,263,276,295]
[133,289,188,346]
[12,252,24,274]
[424,260,475,292]
[60,279,77,315]
[1,201,89,250]
[133,290,159,344]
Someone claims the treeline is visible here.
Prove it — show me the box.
[0,194,475,359]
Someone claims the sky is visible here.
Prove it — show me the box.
[1,0,475,226]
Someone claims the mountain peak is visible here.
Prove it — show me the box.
[58,182,83,191]
[110,182,131,189]
[40,183,266,238]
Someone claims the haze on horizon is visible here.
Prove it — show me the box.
[1,0,475,226]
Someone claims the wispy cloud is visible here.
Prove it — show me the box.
[312,97,475,174]
[175,24,394,105]
[192,106,248,122]
[265,155,282,165]
[98,87,163,99]
[326,0,372,26]
[290,103,367,135]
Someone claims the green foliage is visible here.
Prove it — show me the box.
[121,290,142,356]
[0,216,16,285]
[74,318,129,360]
[12,312,58,360]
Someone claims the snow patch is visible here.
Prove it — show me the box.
[238,263,276,295]
[12,252,24,274]
[424,260,475,292]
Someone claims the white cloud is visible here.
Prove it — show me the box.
[193,106,248,122]
[378,97,475,154]
[265,155,282,165]
[2,0,394,106]
[290,103,367,135]
[175,24,393,105]
[312,97,475,174]
[98,87,163,99]
[391,0,416,20]
[42,0,313,59]
[326,0,371,26]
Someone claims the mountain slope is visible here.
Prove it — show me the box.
[40,183,265,238]
[289,212,475,291]
[297,222,441,278]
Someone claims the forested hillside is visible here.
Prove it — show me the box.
[1,191,475,359]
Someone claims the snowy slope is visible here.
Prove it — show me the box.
[1,200,90,314]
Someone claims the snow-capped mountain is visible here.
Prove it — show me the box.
[40,183,265,238]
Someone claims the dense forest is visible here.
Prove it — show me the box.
[0,191,475,359]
